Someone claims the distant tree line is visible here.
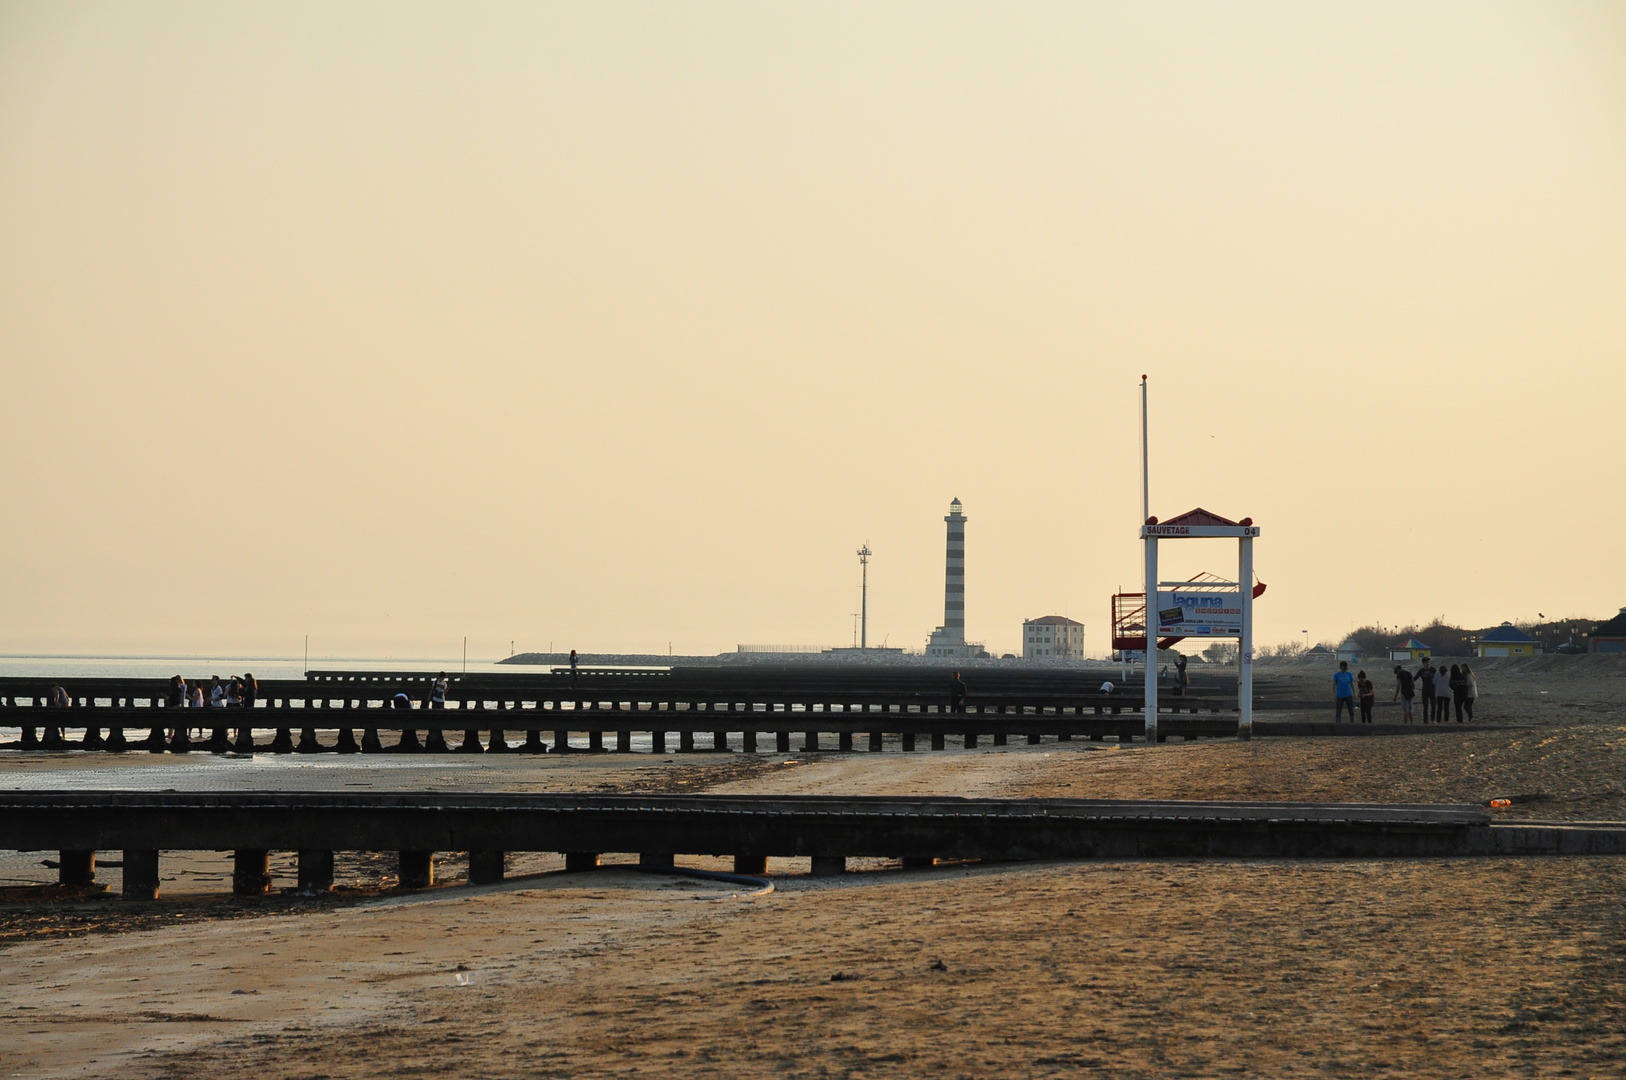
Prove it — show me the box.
[1343,616,1605,657]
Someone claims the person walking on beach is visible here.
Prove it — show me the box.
[1392,665,1415,722]
[1333,661,1356,722]
[1416,658,1436,722]
[431,672,448,709]
[1357,670,1375,723]
[950,671,968,713]
[1432,664,1452,723]
[1461,663,1478,721]
[1449,663,1468,723]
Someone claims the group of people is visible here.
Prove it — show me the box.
[162,673,258,746]
[1336,658,1478,723]
[1392,658,1477,723]
[164,673,258,710]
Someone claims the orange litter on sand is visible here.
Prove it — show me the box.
[1489,799,1513,809]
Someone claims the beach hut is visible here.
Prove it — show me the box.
[1336,638,1361,664]
[1476,623,1539,658]
[1389,637,1431,663]
[1590,607,1626,654]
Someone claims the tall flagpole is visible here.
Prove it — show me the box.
[1140,375,1149,524]
[1142,375,1157,743]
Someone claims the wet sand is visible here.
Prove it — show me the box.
[2,659,1623,1078]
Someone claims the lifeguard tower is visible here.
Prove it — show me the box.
[1112,508,1263,741]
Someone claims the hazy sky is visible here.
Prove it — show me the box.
[3,2,1623,660]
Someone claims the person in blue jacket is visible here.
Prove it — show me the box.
[1333,661,1356,722]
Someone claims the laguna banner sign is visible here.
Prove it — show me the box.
[1155,590,1244,638]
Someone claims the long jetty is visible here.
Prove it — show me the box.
[7,792,1623,900]
[0,667,1462,754]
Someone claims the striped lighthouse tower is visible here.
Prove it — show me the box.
[942,498,966,643]
[928,498,975,657]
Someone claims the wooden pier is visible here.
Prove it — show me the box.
[0,668,1462,754]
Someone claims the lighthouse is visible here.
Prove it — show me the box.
[927,498,983,659]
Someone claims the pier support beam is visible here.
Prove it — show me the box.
[776,731,790,753]
[334,728,360,754]
[639,852,674,868]
[733,855,766,875]
[269,728,294,753]
[524,729,547,754]
[424,728,450,752]
[398,850,434,889]
[564,852,600,872]
[297,850,334,893]
[361,728,383,753]
[902,733,915,752]
[122,849,160,900]
[58,850,95,886]
[233,850,272,895]
[810,855,846,877]
[295,728,322,753]
[931,733,945,751]
[468,850,505,885]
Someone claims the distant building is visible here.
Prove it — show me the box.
[1390,637,1431,663]
[1476,622,1540,658]
[1336,638,1361,664]
[1590,607,1626,654]
[1022,616,1085,660]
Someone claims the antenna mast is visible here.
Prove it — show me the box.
[857,543,872,650]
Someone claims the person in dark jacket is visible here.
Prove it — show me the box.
[949,672,967,713]
[1357,670,1376,723]
[1392,665,1415,722]
[1449,664,1467,723]
[1416,659,1436,722]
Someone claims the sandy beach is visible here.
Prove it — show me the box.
[3,658,1624,1079]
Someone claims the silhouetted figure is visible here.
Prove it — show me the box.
[569,649,579,688]
[949,671,967,713]
[1357,670,1375,723]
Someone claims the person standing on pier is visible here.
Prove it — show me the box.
[209,675,225,707]
[431,672,448,709]
[569,650,579,688]
[950,671,967,713]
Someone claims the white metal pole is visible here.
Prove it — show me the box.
[1140,375,1149,525]
[1144,533,1158,743]
[1238,536,1254,741]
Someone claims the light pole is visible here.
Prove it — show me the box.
[1301,629,1308,656]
